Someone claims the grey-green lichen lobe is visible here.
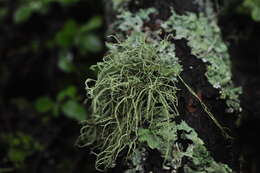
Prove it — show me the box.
[162,9,242,112]
[116,8,157,32]
[107,7,158,40]
[136,120,232,173]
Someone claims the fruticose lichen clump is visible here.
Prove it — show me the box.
[78,32,182,170]
[78,6,238,173]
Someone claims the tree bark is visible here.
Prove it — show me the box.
[101,0,241,172]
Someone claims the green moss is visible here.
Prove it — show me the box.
[162,9,242,112]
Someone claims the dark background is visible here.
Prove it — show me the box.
[0,0,104,172]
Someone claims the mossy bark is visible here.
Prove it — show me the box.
[101,0,240,172]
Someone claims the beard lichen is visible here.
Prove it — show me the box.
[78,32,182,171]
[77,7,236,173]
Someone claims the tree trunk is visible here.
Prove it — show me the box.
[82,0,242,172]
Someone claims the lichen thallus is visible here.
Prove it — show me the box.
[76,32,231,171]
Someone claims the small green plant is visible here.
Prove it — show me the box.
[14,0,79,23]
[0,133,42,169]
[35,85,87,121]
[238,0,260,21]
[54,16,103,54]
[53,16,103,73]
[0,8,7,22]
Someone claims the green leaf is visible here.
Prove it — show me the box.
[58,0,79,6]
[239,0,260,21]
[138,128,161,149]
[14,6,33,23]
[35,97,54,113]
[58,52,75,73]
[52,104,60,117]
[57,85,77,101]
[252,6,260,21]
[0,8,7,21]
[8,149,27,164]
[77,34,102,54]
[80,16,102,33]
[61,100,86,121]
[3,133,43,166]
[55,20,78,48]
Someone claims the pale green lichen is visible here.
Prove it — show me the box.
[137,120,232,173]
[116,8,157,32]
[78,7,235,173]
[78,32,182,171]
[162,9,242,112]
[124,148,146,173]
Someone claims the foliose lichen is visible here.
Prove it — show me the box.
[137,120,232,173]
[116,8,157,32]
[162,9,242,112]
